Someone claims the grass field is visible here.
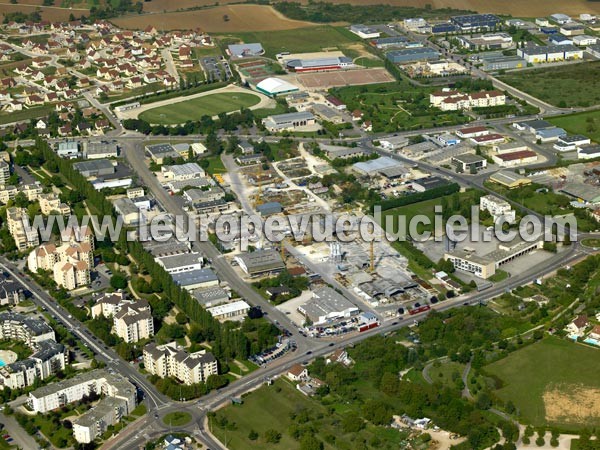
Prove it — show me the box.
[331,82,471,133]
[212,379,407,450]
[0,105,55,125]
[485,337,600,429]
[163,412,192,426]
[499,62,600,108]
[549,110,600,143]
[139,92,261,124]
[379,190,482,235]
[217,25,360,59]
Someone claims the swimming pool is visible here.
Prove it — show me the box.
[0,360,5,367]
[584,337,600,347]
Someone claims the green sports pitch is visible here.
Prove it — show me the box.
[139,92,261,124]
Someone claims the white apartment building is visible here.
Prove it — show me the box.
[7,207,39,251]
[0,185,18,204]
[28,369,136,444]
[90,291,129,318]
[20,183,43,201]
[0,160,10,185]
[430,90,506,111]
[0,312,67,390]
[479,194,516,224]
[113,300,154,343]
[28,241,93,290]
[60,225,95,251]
[143,342,218,386]
[39,193,71,216]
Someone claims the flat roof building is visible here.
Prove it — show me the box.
[172,268,219,290]
[228,43,264,58]
[262,112,316,132]
[235,249,285,277]
[145,143,180,164]
[73,159,115,178]
[451,14,500,30]
[386,48,440,63]
[298,286,359,325]
[207,300,251,320]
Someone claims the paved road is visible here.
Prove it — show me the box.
[0,258,170,413]
[122,140,313,351]
[0,409,40,450]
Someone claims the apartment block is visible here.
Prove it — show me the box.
[143,342,218,385]
[7,207,39,251]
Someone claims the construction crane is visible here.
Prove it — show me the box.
[253,164,263,208]
[281,237,287,261]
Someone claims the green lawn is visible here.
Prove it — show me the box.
[499,62,600,108]
[0,105,55,125]
[485,337,600,429]
[217,26,360,59]
[379,190,483,236]
[163,411,192,427]
[354,56,385,68]
[581,238,600,248]
[139,92,261,124]
[428,361,465,387]
[204,154,226,174]
[549,110,600,143]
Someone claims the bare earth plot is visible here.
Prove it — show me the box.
[543,384,600,425]
[113,5,316,32]
[295,68,395,89]
[485,337,600,428]
[0,2,89,21]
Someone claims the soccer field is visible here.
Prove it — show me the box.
[139,92,261,124]
[485,337,600,429]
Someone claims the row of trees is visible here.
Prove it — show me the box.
[123,107,258,136]
[32,138,280,364]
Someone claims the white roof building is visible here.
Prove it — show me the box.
[256,77,299,96]
[207,300,251,320]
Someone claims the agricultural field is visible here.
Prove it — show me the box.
[113,5,315,32]
[140,0,239,13]
[275,0,600,16]
[0,3,87,21]
[485,337,600,429]
[549,110,600,144]
[138,92,261,124]
[499,62,600,108]
[218,25,360,60]
[330,82,471,133]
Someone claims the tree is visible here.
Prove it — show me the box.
[264,429,281,444]
[342,411,365,433]
[248,429,258,440]
[300,434,324,450]
[110,273,128,290]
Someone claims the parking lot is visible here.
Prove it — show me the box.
[200,56,231,82]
